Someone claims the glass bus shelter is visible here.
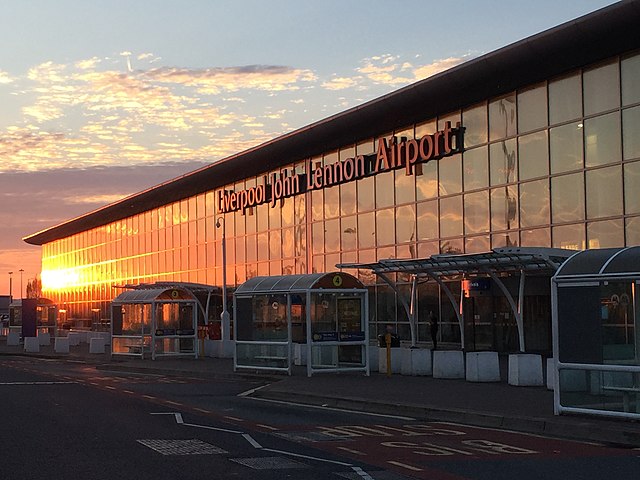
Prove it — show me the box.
[234,272,369,376]
[8,298,58,339]
[552,247,640,419]
[111,286,198,360]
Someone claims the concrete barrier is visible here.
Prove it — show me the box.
[24,337,40,353]
[54,337,70,354]
[89,337,106,354]
[508,353,543,386]
[433,350,465,379]
[67,332,80,346]
[401,348,432,376]
[7,331,20,346]
[38,332,51,346]
[466,351,500,382]
[378,347,402,374]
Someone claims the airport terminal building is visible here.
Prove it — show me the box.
[24,2,640,355]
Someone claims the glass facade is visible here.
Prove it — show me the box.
[40,51,640,350]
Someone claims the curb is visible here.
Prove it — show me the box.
[251,389,640,448]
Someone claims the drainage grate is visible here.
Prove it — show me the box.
[137,439,227,455]
[230,456,308,470]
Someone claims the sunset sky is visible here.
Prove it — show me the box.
[0,0,616,296]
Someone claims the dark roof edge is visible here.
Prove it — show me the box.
[24,1,640,246]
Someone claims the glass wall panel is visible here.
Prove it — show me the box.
[416,160,438,200]
[623,106,640,160]
[464,191,489,235]
[438,154,462,195]
[465,235,490,253]
[281,196,294,227]
[517,83,547,133]
[376,209,395,246]
[462,102,487,148]
[440,238,463,254]
[311,181,323,221]
[550,122,583,174]
[583,61,620,116]
[396,205,416,244]
[341,216,358,251]
[588,219,624,249]
[625,216,640,245]
[552,223,585,250]
[549,73,582,124]
[357,175,375,212]
[395,169,416,205]
[519,179,549,228]
[417,200,438,241]
[586,165,623,219]
[489,94,516,141]
[463,146,488,191]
[585,112,622,167]
[270,229,282,259]
[491,231,518,248]
[551,173,585,223]
[324,185,340,219]
[519,131,549,180]
[622,53,640,106]
[490,140,517,186]
[375,170,395,208]
[624,161,640,215]
[440,196,463,238]
[340,181,357,216]
[282,228,294,258]
[358,212,375,249]
[491,186,518,231]
[325,219,340,253]
[438,111,460,131]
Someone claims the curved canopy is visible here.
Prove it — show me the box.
[235,272,364,294]
[555,246,640,278]
[112,287,195,304]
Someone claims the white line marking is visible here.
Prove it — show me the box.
[223,416,244,422]
[352,466,375,479]
[237,383,270,397]
[256,424,279,431]
[337,446,366,456]
[183,423,242,434]
[164,400,183,407]
[242,433,263,449]
[262,448,352,467]
[245,396,415,420]
[0,381,76,385]
[151,412,184,424]
[193,408,211,414]
[388,460,423,471]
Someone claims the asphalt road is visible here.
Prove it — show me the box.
[2,356,640,480]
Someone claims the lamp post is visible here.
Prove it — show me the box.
[19,269,24,300]
[8,271,13,302]
[215,217,231,352]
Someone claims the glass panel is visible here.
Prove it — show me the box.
[549,72,582,124]
[376,209,395,246]
[552,223,585,250]
[463,146,488,191]
[519,131,549,180]
[583,61,620,116]
[585,112,622,168]
[519,179,549,228]
[325,219,340,253]
[520,228,550,247]
[550,122,583,174]
[438,111,460,131]
[625,161,640,215]
[416,160,438,200]
[489,94,516,140]
[340,181,357,216]
[623,106,640,160]
[396,205,416,244]
[490,140,517,186]
[440,238,463,254]
[439,196,463,238]
[357,175,375,212]
[341,216,357,251]
[462,102,487,148]
[324,185,340,219]
[438,153,462,195]
[464,191,489,235]
[586,165,623,219]
[269,230,282,259]
[311,178,323,221]
[417,241,438,257]
[375,170,395,208]
[490,186,518,231]
[517,83,547,133]
[588,219,624,249]
[465,235,490,254]
[358,212,375,249]
[395,169,416,205]
[551,173,585,223]
[625,217,640,245]
[622,53,640,106]
[491,231,519,248]
[417,200,438,241]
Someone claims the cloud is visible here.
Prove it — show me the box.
[413,56,470,80]
[356,54,471,86]
[322,76,361,91]
[0,70,13,84]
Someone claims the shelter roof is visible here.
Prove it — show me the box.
[112,287,195,304]
[235,272,363,294]
[554,246,640,278]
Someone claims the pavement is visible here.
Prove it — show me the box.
[2,337,640,448]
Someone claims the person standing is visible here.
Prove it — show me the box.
[429,311,439,350]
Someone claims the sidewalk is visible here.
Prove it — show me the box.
[2,339,640,447]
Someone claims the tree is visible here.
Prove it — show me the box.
[26,276,42,299]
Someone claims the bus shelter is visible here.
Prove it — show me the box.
[111,286,198,360]
[8,298,58,339]
[233,272,369,376]
[552,247,640,419]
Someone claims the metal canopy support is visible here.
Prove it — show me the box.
[487,271,524,352]
[419,271,464,350]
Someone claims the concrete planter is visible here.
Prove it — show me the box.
[7,331,20,346]
[508,353,543,386]
[38,332,51,346]
[433,350,465,379]
[54,337,70,354]
[89,337,105,354]
[378,347,402,374]
[466,351,500,382]
[24,336,39,353]
[401,348,432,376]
[368,345,379,372]
[67,332,80,346]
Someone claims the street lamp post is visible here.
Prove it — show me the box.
[215,217,231,356]
[19,269,24,300]
[8,271,13,302]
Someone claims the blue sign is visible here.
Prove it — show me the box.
[312,331,339,342]
[339,331,365,342]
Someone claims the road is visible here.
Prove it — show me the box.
[1,356,639,480]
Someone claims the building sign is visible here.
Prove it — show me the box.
[217,122,464,214]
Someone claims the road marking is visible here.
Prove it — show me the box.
[337,446,366,456]
[262,447,352,466]
[183,423,242,434]
[164,400,183,407]
[245,397,415,420]
[142,395,157,400]
[123,390,134,394]
[0,381,76,385]
[105,385,116,390]
[387,460,423,471]
[151,412,184,424]
[256,424,279,431]
[242,433,263,449]
[237,383,270,397]
[351,466,375,479]
[193,407,211,414]
[224,416,244,422]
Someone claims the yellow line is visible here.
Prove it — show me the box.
[336,446,366,456]
[256,424,279,431]
[388,461,423,472]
